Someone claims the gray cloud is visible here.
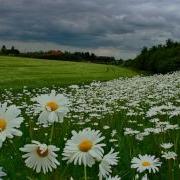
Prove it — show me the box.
[0,0,180,59]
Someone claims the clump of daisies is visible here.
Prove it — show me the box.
[32,90,69,126]
[131,154,161,179]
[159,142,177,180]
[0,102,23,147]
[63,128,119,179]
[20,140,60,174]
[160,143,177,160]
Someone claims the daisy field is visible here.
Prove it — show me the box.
[0,69,179,180]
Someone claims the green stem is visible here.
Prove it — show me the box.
[174,133,179,153]
[168,160,173,180]
[61,164,69,178]
[84,165,87,180]
[49,123,55,144]
[29,118,33,140]
[128,137,133,158]
[9,140,17,155]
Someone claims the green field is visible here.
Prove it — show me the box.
[0,55,179,179]
[0,56,138,89]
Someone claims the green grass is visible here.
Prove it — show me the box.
[0,56,139,89]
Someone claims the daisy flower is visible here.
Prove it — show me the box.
[131,154,161,173]
[0,167,6,180]
[63,128,105,167]
[20,140,60,174]
[98,148,119,178]
[161,151,177,160]
[32,90,69,125]
[0,103,23,145]
[160,143,173,149]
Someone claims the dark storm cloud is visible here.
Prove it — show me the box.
[0,0,180,58]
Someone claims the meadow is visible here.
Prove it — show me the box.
[0,56,179,180]
[0,56,138,89]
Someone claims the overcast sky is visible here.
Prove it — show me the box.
[0,0,180,59]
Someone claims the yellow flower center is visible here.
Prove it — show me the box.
[142,161,151,167]
[46,101,59,111]
[0,118,7,132]
[36,147,49,157]
[79,139,93,152]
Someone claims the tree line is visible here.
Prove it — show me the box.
[124,39,180,73]
[1,39,180,73]
[0,46,117,65]
[0,45,20,55]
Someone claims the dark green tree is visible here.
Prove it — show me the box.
[1,45,7,54]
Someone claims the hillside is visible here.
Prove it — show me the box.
[0,56,139,88]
